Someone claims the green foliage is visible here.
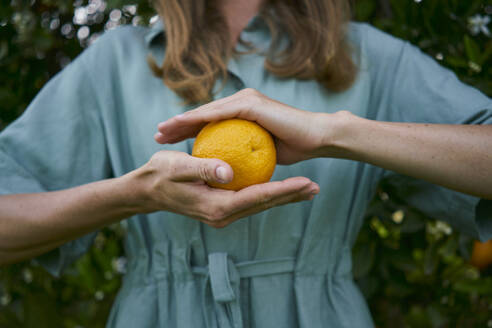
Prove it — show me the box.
[354,185,492,327]
[0,1,491,327]
[352,1,492,326]
[0,0,154,129]
[0,226,126,327]
[355,0,491,95]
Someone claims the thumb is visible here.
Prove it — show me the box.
[172,155,234,184]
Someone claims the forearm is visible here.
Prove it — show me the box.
[0,239,68,266]
[326,112,492,199]
[0,172,146,265]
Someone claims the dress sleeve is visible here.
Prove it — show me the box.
[0,46,112,276]
[361,23,492,241]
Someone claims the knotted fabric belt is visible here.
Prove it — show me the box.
[192,252,296,328]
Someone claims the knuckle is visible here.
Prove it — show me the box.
[337,110,353,120]
[161,151,180,169]
[212,208,227,222]
[166,155,177,169]
[146,151,173,178]
[259,200,273,212]
[258,191,274,206]
[240,88,258,96]
[207,212,221,222]
[167,158,183,177]
[253,96,266,109]
[254,191,279,211]
[149,150,165,165]
[196,202,210,218]
[205,206,226,222]
[241,88,262,101]
[203,212,214,222]
[197,164,213,181]
[254,196,266,207]
[209,221,227,229]
[216,221,229,229]
[216,201,230,215]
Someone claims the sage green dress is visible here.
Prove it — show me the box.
[1,16,491,328]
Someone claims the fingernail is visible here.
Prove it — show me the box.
[216,166,228,183]
[154,132,163,140]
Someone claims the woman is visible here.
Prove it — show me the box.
[0,0,491,327]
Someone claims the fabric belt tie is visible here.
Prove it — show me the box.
[192,252,296,328]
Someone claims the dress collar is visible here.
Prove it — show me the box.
[144,19,165,47]
[143,14,271,86]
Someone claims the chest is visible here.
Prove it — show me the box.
[116,54,371,167]
[105,55,376,254]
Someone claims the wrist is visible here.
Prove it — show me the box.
[117,165,160,214]
[319,110,364,159]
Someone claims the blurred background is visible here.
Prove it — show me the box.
[0,0,491,327]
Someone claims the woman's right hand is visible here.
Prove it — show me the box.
[131,150,319,228]
[0,150,318,265]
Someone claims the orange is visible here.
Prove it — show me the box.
[470,240,492,270]
[192,119,276,191]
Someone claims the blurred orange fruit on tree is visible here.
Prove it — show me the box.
[469,240,492,270]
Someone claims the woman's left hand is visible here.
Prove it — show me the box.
[155,88,343,164]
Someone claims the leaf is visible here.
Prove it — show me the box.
[405,305,433,328]
[438,236,458,260]
[352,242,375,279]
[0,308,22,327]
[24,292,61,328]
[480,40,492,64]
[445,56,469,68]
[355,275,379,299]
[464,35,481,64]
[399,213,425,233]
[389,253,418,272]
[423,243,439,275]
[458,234,474,260]
[354,0,377,21]
[453,278,492,295]
[426,305,448,328]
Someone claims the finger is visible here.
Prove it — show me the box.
[201,178,319,228]
[225,186,316,223]
[156,94,260,144]
[191,177,316,221]
[154,121,207,144]
[155,94,243,144]
[192,189,313,228]
[224,177,319,214]
[184,92,241,115]
[171,155,234,184]
[176,176,319,228]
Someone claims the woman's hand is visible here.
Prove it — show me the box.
[154,88,344,164]
[155,89,492,199]
[131,150,319,228]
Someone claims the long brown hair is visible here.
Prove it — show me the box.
[149,0,357,105]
